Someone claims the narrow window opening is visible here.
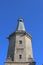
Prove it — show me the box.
[19,40,22,44]
[19,55,22,59]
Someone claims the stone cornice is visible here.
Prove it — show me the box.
[7,31,32,40]
[4,61,36,63]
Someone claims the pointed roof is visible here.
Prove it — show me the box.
[7,18,32,39]
[16,18,25,31]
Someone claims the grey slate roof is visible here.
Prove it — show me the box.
[17,18,25,31]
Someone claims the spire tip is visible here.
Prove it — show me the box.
[18,18,24,22]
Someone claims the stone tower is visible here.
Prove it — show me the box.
[4,18,36,65]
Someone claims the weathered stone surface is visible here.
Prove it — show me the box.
[4,18,36,65]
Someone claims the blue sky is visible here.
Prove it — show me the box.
[0,0,43,65]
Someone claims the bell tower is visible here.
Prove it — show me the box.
[4,18,36,65]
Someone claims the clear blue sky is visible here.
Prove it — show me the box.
[0,0,43,65]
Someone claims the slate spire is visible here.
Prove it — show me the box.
[16,18,25,31]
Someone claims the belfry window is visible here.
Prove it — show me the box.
[19,55,22,59]
[19,40,22,44]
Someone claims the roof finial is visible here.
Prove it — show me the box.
[18,18,24,22]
